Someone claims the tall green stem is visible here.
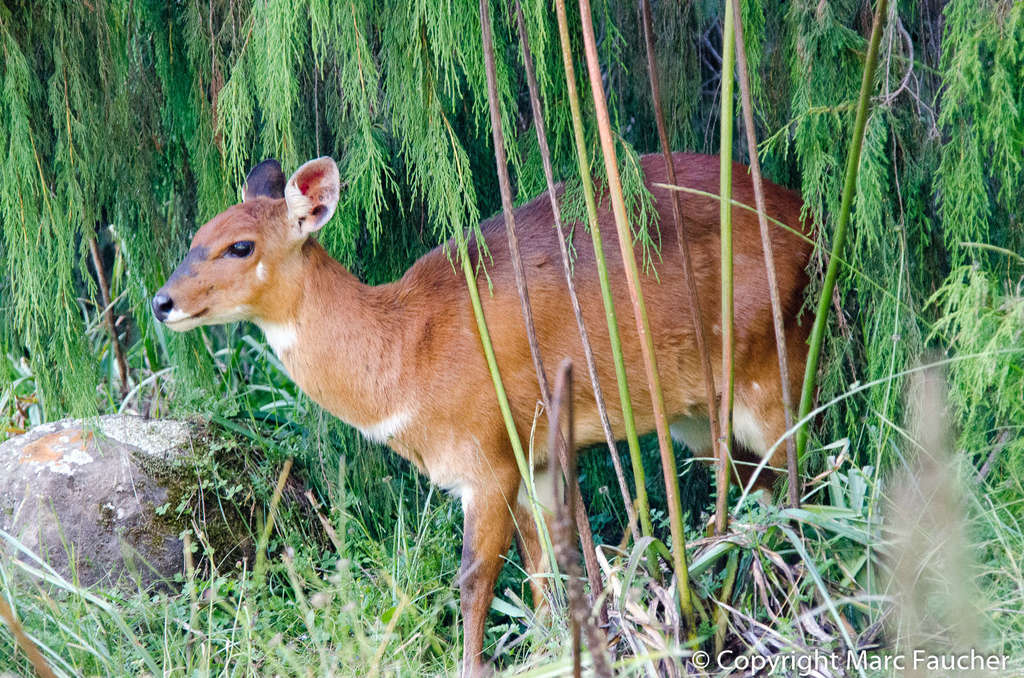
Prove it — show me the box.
[638,0,722,524]
[515,0,640,544]
[459,253,525,469]
[795,0,889,462]
[576,0,695,635]
[478,0,604,606]
[713,549,739,654]
[553,0,654,541]
[457,241,551,557]
[716,0,737,536]
[729,0,799,508]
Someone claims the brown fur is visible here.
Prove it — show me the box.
[155,152,812,675]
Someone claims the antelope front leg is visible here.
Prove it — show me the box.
[459,476,518,677]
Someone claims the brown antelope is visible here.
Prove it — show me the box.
[153,152,811,675]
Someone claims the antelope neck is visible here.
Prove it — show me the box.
[259,241,408,437]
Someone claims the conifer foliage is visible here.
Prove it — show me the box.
[2,0,1023,674]
[1,0,1021,519]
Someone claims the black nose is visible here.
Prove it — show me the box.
[152,292,174,322]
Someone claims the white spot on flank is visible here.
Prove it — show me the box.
[753,381,761,391]
[449,484,474,513]
[256,261,267,281]
[518,465,557,514]
[734,404,768,457]
[259,321,298,356]
[357,410,413,444]
[164,308,191,324]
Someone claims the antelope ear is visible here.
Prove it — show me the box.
[285,157,340,235]
[242,159,285,202]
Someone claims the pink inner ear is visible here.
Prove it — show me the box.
[299,169,325,195]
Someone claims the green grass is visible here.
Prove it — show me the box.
[3,261,1024,677]
[3,406,1023,676]
[4,303,1024,677]
[0,490,465,676]
[3,0,1023,673]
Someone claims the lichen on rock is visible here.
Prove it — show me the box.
[0,414,305,589]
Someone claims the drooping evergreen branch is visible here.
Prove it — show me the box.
[716,0,737,536]
[552,0,655,543]
[795,0,890,464]
[577,0,696,634]
[638,0,721,528]
[514,0,641,545]
[730,0,799,508]
[0,8,101,416]
[653,181,940,335]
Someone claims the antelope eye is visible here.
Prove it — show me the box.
[226,241,254,258]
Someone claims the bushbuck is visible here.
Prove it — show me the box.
[153,153,811,675]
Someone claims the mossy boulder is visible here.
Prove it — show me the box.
[0,415,300,588]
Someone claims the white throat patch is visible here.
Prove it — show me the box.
[260,321,298,357]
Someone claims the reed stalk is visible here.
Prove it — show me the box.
[88,237,129,398]
[550,360,614,678]
[457,245,553,551]
[713,549,739,655]
[478,0,603,605]
[576,0,695,634]
[0,594,57,678]
[254,457,293,588]
[514,0,640,544]
[716,0,737,536]
[638,0,722,525]
[795,0,889,462]
[729,0,800,508]
[553,0,654,541]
